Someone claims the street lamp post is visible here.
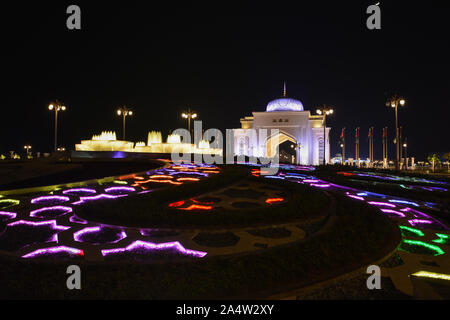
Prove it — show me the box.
[24,145,32,158]
[182,107,198,138]
[116,107,133,140]
[316,105,334,166]
[403,138,408,170]
[386,95,406,171]
[382,127,388,168]
[48,101,66,152]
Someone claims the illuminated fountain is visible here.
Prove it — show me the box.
[148,131,163,145]
[77,131,222,156]
[76,131,134,152]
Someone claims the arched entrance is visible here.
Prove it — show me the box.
[266,132,297,164]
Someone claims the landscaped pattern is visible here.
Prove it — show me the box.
[336,171,449,186]
[168,181,288,211]
[0,161,449,298]
[249,164,450,297]
[0,163,222,261]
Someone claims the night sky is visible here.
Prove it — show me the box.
[1,1,449,160]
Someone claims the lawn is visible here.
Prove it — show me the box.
[75,165,330,228]
[0,191,400,299]
[314,165,450,204]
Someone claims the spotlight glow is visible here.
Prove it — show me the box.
[265,198,285,205]
[72,194,127,205]
[368,201,396,208]
[22,246,84,259]
[0,199,20,209]
[63,188,97,195]
[178,204,213,211]
[408,219,434,227]
[73,226,127,244]
[31,196,70,205]
[169,200,185,208]
[104,186,136,193]
[399,225,425,237]
[0,211,17,221]
[411,271,450,281]
[30,206,73,218]
[380,209,406,218]
[401,239,445,256]
[388,199,420,207]
[101,240,207,258]
[433,233,450,244]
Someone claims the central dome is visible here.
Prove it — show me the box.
[266,82,304,112]
[266,97,304,112]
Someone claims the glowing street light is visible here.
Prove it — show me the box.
[403,138,408,169]
[24,145,32,157]
[316,105,334,166]
[48,100,66,152]
[116,106,133,140]
[386,95,406,170]
[181,107,198,136]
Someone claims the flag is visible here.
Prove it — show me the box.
[340,128,344,141]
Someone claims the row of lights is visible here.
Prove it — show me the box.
[386,95,406,170]
[316,105,334,166]
[46,102,136,151]
[46,101,199,152]
[313,95,406,169]
[44,96,403,164]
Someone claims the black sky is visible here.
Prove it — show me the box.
[1,1,449,160]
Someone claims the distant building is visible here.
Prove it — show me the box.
[230,84,331,165]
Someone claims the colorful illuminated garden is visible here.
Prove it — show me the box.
[0,159,449,299]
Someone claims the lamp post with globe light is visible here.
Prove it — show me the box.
[117,107,133,140]
[403,138,408,169]
[316,105,334,166]
[24,145,32,158]
[386,95,406,171]
[182,107,198,138]
[48,101,66,152]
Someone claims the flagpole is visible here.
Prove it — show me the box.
[355,127,360,167]
[340,127,346,165]
[368,128,370,167]
[371,127,374,165]
[384,127,389,168]
[399,126,403,169]
[343,127,346,165]
[382,127,386,168]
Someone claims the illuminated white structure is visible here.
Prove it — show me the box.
[231,84,331,165]
[76,131,134,152]
[76,131,222,156]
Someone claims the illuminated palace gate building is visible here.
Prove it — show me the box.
[230,84,331,165]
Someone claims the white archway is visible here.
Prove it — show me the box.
[266,131,297,159]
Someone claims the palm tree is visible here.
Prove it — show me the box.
[443,152,450,171]
[427,154,441,172]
